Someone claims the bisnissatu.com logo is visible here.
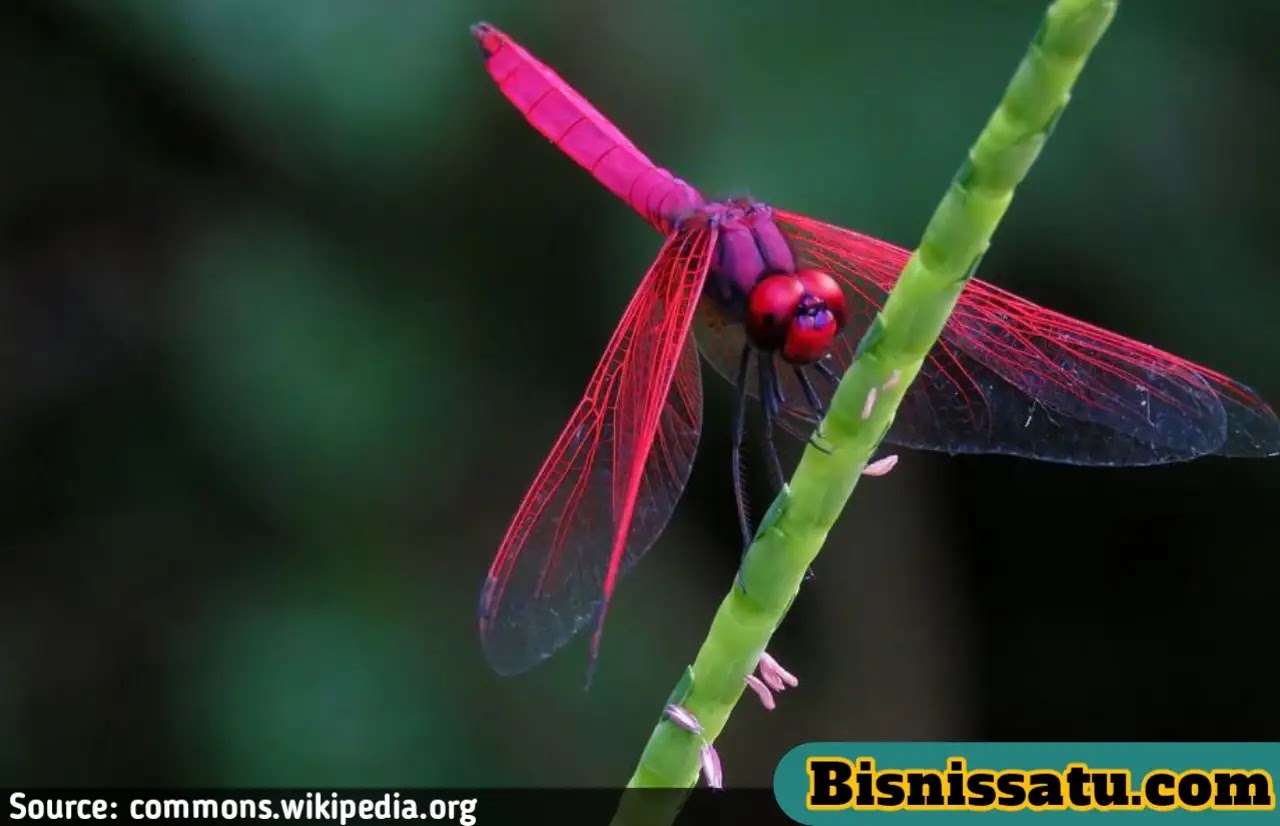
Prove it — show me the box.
[805,756,1275,813]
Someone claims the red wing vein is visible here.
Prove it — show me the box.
[480,228,715,676]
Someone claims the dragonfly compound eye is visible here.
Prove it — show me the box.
[745,274,805,351]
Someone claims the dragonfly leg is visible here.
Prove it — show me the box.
[730,343,754,554]
[731,344,761,594]
[814,359,841,387]
[757,353,787,492]
[795,366,825,418]
[789,367,821,583]
[795,366,833,456]
[771,361,786,410]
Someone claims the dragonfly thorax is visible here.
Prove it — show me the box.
[693,199,847,365]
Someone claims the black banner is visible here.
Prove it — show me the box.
[4,788,793,825]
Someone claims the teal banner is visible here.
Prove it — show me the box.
[773,743,1277,822]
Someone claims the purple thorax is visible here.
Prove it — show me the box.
[679,199,797,321]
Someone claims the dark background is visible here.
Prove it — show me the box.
[1,0,1277,788]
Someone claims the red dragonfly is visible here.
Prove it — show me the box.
[471,22,1280,678]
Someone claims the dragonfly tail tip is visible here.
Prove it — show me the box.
[470,22,503,57]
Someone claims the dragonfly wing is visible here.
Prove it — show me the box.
[480,228,716,676]
[698,210,1280,465]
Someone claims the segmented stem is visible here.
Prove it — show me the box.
[611,0,1117,819]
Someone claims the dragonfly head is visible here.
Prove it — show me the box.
[745,269,847,365]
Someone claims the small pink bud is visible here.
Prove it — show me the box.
[758,652,799,692]
[862,454,899,477]
[861,387,878,420]
[882,370,902,390]
[664,704,702,735]
[744,674,776,710]
[699,742,723,789]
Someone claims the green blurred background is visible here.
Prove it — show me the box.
[1,0,1278,788]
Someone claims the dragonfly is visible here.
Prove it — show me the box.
[471,21,1280,679]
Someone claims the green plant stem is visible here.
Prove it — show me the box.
[612,0,1117,819]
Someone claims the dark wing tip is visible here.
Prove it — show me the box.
[476,573,563,678]
[470,21,504,58]
[1221,392,1280,458]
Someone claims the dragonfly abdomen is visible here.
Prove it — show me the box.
[473,22,703,233]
